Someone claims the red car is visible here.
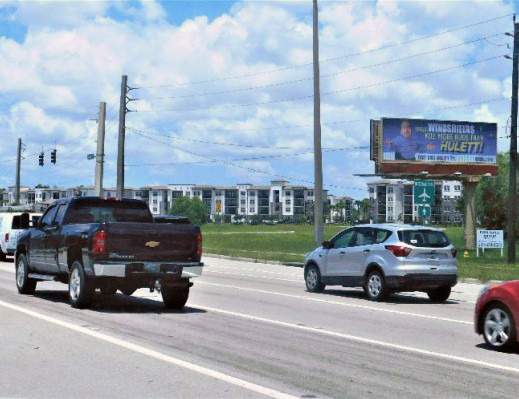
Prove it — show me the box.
[475,280,519,350]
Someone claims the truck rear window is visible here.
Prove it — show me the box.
[398,230,450,248]
[66,200,153,224]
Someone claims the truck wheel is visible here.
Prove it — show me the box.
[100,286,117,296]
[69,261,95,309]
[16,254,37,295]
[120,288,137,296]
[162,286,189,310]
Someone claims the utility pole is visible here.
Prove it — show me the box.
[508,19,519,264]
[15,138,21,203]
[94,102,106,197]
[116,75,128,199]
[313,0,324,246]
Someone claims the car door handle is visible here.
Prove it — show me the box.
[364,249,371,253]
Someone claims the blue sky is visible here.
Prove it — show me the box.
[0,0,517,199]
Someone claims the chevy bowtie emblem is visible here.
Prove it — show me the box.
[145,241,160,248]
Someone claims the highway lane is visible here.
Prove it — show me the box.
[0,256,518,398]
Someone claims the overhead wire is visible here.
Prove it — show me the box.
[134,13,513,89]
[137,33,508,102]
[134,55,506,113]
[128,129,367,192]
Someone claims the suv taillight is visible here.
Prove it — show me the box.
[5,233,9,242]
[92,229,106,256]
[196,231,202,259]
[451,247,457,258]
[385,245,411,257]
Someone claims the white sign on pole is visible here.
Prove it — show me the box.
[476,229,504,257]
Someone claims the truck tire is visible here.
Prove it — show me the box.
[162,286,189,310]
[69,261,95,309]
[16,253,37,295]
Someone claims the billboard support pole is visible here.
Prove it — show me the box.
[508,20,519,264]
[464,181,477,250]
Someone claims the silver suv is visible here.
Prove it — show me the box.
[304,224,458,302]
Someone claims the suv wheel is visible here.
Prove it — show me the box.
[305,264,325,293]
[365,270,389,301]
[16,254,37,295]
[69,261,95,309]
[427,286,451,303]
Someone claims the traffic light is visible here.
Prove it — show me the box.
[38,152,44,166]
[51,149,57,164]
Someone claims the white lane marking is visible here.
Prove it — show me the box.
[195,304,519,375]
[0,299,298,399]
[197,281,473,325]
[205,270,301,283]
[207,264,302,277]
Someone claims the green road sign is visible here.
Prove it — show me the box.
[414,180,434,206]
[418,205,431,218]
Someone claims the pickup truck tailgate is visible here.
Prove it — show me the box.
[104,222,200,262]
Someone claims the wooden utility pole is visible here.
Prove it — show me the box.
[116,75,128,199]
[313,0,324,246]
[15,138,21,203]
[94,102,106,197]
[508,20,519,264]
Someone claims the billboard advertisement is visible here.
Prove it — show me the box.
[382,118,497,163]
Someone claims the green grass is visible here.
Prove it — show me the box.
[202,223,519,282]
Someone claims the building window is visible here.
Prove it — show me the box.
[369,187,375,193]
[249,207,255,213]
[286,199,291,205]
[388,196,393,202]
[286,208,291,213]
[387,187,393,194]
[454,185,461,191]
[241,208,245,213]
[153,207,157,212]
[250,199,255,205]
[186,192,190,196]
[286,191,291,196]
[194,191,201,196]
[153,200,158,205]
[240,191,246,196]
[249,191,255,196]
[388,207,393,212]
[444,185,450,192]
[308,191,314,196]
[241,199,245,205]
[153,191,158,196]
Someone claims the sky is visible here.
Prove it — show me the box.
[0,0,517,199]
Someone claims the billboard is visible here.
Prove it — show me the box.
[381,118,497,164]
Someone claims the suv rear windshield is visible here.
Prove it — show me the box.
[65,199,153,224]
[398,230,450,248]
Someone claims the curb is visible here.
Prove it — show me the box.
[204,253,499,285]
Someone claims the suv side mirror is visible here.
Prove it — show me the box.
[322,240,334,249]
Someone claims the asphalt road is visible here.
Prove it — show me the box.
[0,256,518,399]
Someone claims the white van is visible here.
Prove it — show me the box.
[0,212,41,261]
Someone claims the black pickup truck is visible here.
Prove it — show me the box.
[15,197,203,309]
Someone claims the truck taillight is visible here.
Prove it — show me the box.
[451,247,457,258]
[196,231,202,259]
[92,229,106,256]
[385,245,411,257]
[5,233,8,242]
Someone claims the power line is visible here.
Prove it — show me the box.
[126,126,361,150]
[134,13,513,90]
[136,33,508,102]
[124,145,369,166]
[129,129,367,192]
[134,55,505,113]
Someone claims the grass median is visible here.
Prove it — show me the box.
[202,224,519,282]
